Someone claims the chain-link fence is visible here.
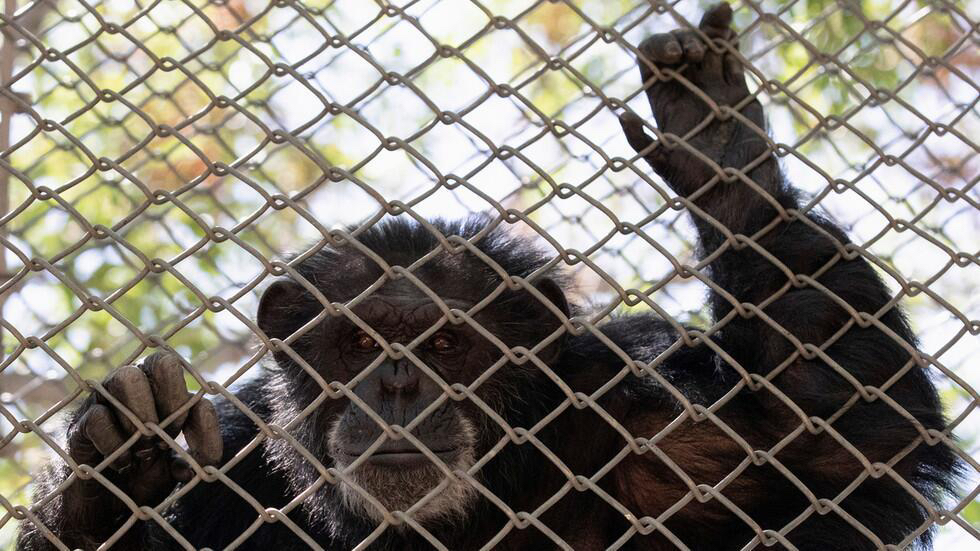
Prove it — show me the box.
[0,0,976,549]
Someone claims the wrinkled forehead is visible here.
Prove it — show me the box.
[346,292,475,331]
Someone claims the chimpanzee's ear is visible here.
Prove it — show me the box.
[257,279,317,343]
[530,278,570,363]
[534,278,570,321]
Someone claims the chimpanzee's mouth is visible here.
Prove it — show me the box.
[339,446,459,468]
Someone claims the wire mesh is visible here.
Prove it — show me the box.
[0,0,977,549]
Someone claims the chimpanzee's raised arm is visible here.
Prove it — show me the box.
[619,2,916,411]
[612,3,957,548]
[619,2,794,298]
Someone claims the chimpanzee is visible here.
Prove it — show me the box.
[17,4,958,550]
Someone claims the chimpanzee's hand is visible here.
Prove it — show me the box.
[619,3,771,197]
[66,352,222,508]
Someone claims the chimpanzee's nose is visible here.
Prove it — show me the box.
[379,360,420,395]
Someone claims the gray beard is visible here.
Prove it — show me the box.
[328,416,479,527]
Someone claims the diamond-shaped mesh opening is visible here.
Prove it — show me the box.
[1,1,977,549]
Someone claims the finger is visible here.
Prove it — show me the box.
[619,112,668,174]
[104,365,159,437]
[699,2,735,40]
[639,33,683,65]
[182,398,223,468]
[671,29,705,63]
[78,404,132,472]
[697,4,735,82]
[66,398,101,464]
[620,112,655,154]
[723,43,746,86]
[140,352,191,437]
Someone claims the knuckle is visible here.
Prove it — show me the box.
[84,405,115,435]
[197,398,220,423]
[636,39,654,59]
[106,365,146,391]
[637,34,657,49]
[640,33,668,50]
[143,352,183,379]
[156,361,185,389]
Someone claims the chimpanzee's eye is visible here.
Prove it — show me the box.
[429,332,457,353]
[351,331,379,351]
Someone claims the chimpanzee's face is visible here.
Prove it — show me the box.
[255,244,569,526]
[321,293,495,523]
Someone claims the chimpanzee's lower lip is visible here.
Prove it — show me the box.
[340,449,458,468]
